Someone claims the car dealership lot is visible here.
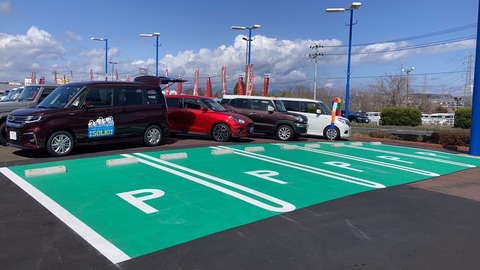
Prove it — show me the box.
[1,136,480,269]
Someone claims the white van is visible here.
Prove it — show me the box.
[365,111,381,125]
[279,97,350,140]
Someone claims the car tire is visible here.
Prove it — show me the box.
[212,123,232,142]
[46,131,74,157]
[0,122,7,146]
[324,126,340,140]
[276,124,294,141]
[144,125,163,146]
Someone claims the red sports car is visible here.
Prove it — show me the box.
[166,95,254,142]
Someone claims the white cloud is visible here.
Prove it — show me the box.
[0,26,475,89]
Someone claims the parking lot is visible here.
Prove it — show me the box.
[1,138,480,269]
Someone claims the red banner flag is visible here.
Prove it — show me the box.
[263,74,269,97]
[193,69,200,96]
[165,69,171,95]
[222,66,227,96]
[237,75,244,95]
[177,76,183,95]
[206,75,212,97]
[246,64,254,96]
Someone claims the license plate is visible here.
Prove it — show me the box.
[9,131,17,141]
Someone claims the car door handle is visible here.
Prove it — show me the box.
[248,112,256,116]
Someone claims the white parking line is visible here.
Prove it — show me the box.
[210,146,386,189]
[0,167,131,264]
[345,144,476,168]
[274,143,439,177]
[123,153,296,213]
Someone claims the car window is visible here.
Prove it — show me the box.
[166,97,181,108]
[219,98,230,104]
[282,100,299,111]
[39,88,55,102]
[116,88,142,106]
[251,99,271,110]
[85,87,114,107]
[17,86,40,101]
[184,98,202,110]
[273,100,287,112]
[146,87,165,105]
[299,102,318,113]
[234,98,250,109]
[203,98,227,111]
[38,85,82,108]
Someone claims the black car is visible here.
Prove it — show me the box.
[342,111,370,123]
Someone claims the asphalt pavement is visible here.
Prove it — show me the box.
[1,135,479,270]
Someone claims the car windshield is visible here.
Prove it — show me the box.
[203,98,227,112]
[38,85,83,108]
[319,101,332,114]
[2,88,23,102]
[17,86,41,101]
[273,100,287,112]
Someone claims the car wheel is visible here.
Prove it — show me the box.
[46,131,74,157]
[212,123,232,142]
[324,126,340,140]
[0,122,7,146]
[276,125,294,141]
[144,125,163,146]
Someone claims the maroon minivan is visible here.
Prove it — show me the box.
[6,76,176,156]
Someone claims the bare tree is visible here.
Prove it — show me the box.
[369,74,406,107]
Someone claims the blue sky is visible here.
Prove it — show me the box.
[0,0,478,96]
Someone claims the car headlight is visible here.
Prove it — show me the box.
[337,117,348,125]
[230,115,245,124]
[25,115,46,123]
[295,115,304,123]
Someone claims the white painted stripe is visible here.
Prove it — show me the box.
[275,143,439,177]
[0,167,130,263]
[347,144,476,168]
[211,146,385,189]
[124,154,296,213]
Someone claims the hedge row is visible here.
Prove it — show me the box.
[368,130,471,147]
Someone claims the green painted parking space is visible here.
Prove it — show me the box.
[1,141,479,263]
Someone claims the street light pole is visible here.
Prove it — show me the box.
[326,2,361,118]
[231,24,260,94]
[402,66,414,106]
[91,37,108,81]
[231,24,260,65]
[139,32,161,76]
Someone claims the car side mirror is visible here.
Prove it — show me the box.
[316,109,322,114]
[267,105,275,113]
[201,106,208,112]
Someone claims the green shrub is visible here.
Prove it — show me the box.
[380,107,422,126]
[454,108,472,129]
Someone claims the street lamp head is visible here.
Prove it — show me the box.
[350,2,362,9]
[326,7,346,12]
[251,24,261,29]
[231,26,247,30]
[139,32,161,37]
[91,37,106,41]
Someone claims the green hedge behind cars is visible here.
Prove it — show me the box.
[380,107,422,126]
[454,108,472,129]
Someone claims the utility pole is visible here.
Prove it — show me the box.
[464,51,474,107]
[306,44,324,100]
[402,66,414,107]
